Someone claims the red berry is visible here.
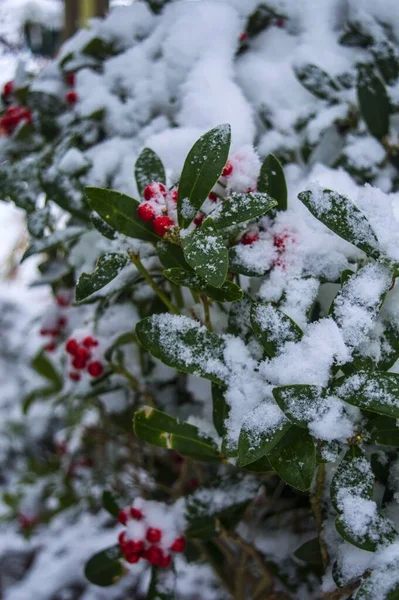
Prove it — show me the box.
[274,232,294,250]
[66,72,76,87]
[66,90,78,105]
[276,17,285,28]
[143,182,167,201]
[3,81,14,96]
[160,554,172,568]
[118,509,128,525]
[137,202,155,222]
[222,161,233,177]
[130,507,143,520]
[194,213,205,227]
[72,348,90,370]
[118,531,127,548]
[239,32,248,42]
[153,216,174,237]
[57,316,67,328]
[82,336,98,349]
[241,232,259,246]
[56,294,71,307]
[146,527,162,543]
[208,192,217,202]
[40,328,50,336]
[87,361,103,378]
[66,338,79,355]
[69,371,81,382]
[126,553,141,564]
[171,189,178,203]
[170,536,186,553]
[144,545,163,566]
[49,329,61,337]
[45,342,56,352]
[125,540,144,555]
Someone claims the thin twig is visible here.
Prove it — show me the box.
[130,253,180,314]
[310,463,329,569]
[201,295,212,330]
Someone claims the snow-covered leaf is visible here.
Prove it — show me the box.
[267,427,316,491]
[76,253,128,303]
[212,383,229,437]
[178,124,231,227]
[238,408,291,467]
[330,447,374,513]
[147,566,176,599]
[182,220,228,288]
[272,385,324,428]
[135,148,166,197]
[250,302,303,357]
[22,227,86,261]
[258,153,288,211]
[157,241,192,270]
[134,406,221,461]
[294,64,339,101]
[90,212,117,240]
[210,192,276,229]
[335,371,399,419]
[163,268,243,302]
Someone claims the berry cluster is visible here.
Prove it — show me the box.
[40,293,72,353]
[65,335,104,381]
[240,230,259,246]
[117,503,186,568]
[0,105,32,136]
[137,182,177,237]
[273,230,296,269]
[65,72,78,106]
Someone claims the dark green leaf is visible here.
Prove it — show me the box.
[210,192,277,229]
[238,405,291,467]
[134,406,221,461]
[178,124,231,227]
[31,352,62,390]
[357,63,390,139]
[136,314,226,384]
[135,148,166,197]
[258,154,288,211]
[86,187,159,242]
[272,385,325,428]
[335,371,399,419]
[369,415,399,446]
[163,268,243,302]
[294,538,323,566]
[102,491,120,518]
[90,212,116,240]
[242,455,274,473]
[335,512,396,552]
[355,570,399,599]
[372,40,399,85]
[182,220,228,287]
[84,546,123,587]
[267,427,316,491]
[298,188,379,257]
[250,302,302,357]
[156,241,192,270]
[294,64,339,101]
[212,383,230,437]
[76,253,128,303]
[330,447,373,513]
[82,37,116,60]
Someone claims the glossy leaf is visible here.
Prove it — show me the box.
[178,124,231,227]
[369,415,399,446]
[163,268,243,302]
[272,385,324,428]
[22,227,85,261]
[76,253,128,303]
[335,512,396,552]
[86,187,159,242]
[84,545,123,587]
[210,192,276,229]
[135,148,166,197]
[298,188,379,258]
[267,427,316,491]
[90,212,116,240]
[250,302,302,357]
[156,241,191,270]
[134,406,221,461]
[335,371,399,419]
[357,63,390,139]
[258,153,288,211]
[182,220,228,287]
[212,383,230,437]
[102,491,120,518]
[31,352,62,389]
[294,63,339,101]
[330,447,373,512]
[294,538,323,566]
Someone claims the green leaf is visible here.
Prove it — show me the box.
[135,148,166,197]
[22,227,86,261]
[212,383,230,437]
[84,546,123,587]
[31,352,62,390]
[372,40,399,85]
[90,212,116,240]
[156,241,191,270]
[238,404,291,467]
[134,406,221,461]
[163,268,243,302]
[294,64,339,101]
[136,314,227,385]
[369,415,399,446]
[229,246,268,277]
[242,455,274,473]
[82,37,116,60]
[258,154,288,211]
[330,447,373,513]
[335,371,399,419]
[250,302,302,357]
[355,569,399,599]
[272,385,325,428]
[298,188,379,257]
[294,538,323,566]
[147,566,176,600]
[178,124,231,227]
[210,192,277,229]
[76,253,128,303]
[335,512,396,552]
[267,427,316,491]
[357,63,390,139]
[86,187,159,242]
[182,220,228,287]
[102,491,120,518]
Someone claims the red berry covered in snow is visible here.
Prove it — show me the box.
[144,545,164,566]
[72,347,90,370]
[274,232,295,250]
[153,216,174,237]
[3,81,14,97]
[160,554,172,568]
[66,90,78,105]
[125,540,144,555]
[208,192,217,202]
[118,531,127,547]
[87,361,103,378]
[45,342,57,352]
[171,188,178,203]
[241,232,259,246]
[146,527,162,543]
[66,72,76,87]
[130,507,143,520]
[143,182,167,201]
[170,536,186,553]
[118,509,128,525]
[82,336,98,349]
[66,338,79,355]
[222,161,233,177]
[69,371,81,382]
[56,293,71,307]
[239,32,248,42]
[194,212,205,227]
[137,202,155,222]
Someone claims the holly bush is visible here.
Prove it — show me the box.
[2,2,399,600]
